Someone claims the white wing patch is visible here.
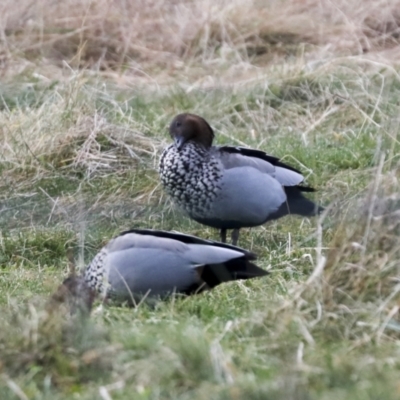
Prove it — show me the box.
[274,167,304,186]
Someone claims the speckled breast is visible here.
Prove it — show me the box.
[159,143,222,218]
[84,248,108,295]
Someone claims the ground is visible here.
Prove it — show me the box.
[1,0,400,399]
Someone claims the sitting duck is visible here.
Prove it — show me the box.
[51,228,268,310]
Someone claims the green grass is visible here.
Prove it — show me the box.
[1,58,400,400]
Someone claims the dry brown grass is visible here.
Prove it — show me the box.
[297,160,400,343]
[1,0,400,82]
[323,164,400,306]
[0,78,157,174]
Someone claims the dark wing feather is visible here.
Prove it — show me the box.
[218,146,303,174]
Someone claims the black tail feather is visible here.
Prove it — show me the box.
[198,257,269,289]
[267,186,323,221]
[296,185,316,193]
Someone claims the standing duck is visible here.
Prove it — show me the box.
[159,113,323,245]
[53,229,268,307]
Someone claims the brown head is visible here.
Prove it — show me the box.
[47,248,96,316]
[48,276,96,316]
[169,113,215,150]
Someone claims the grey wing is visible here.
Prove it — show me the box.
[216,147,304,186]
[274,166,304,186]
[124,229,257,259]
[208,166,287,226]
[183,244,246,264]
[106,232,188,254]
[217,149,276,175]
[106,248,200,297]
[104,235,246,297]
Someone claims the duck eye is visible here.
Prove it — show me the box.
[176,121,182,128]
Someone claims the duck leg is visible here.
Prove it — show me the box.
[220,229,227,243]
[231,229,240,246]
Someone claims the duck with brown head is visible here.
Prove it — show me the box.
[159,113,324,245]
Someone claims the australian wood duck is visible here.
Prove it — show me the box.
[159,113,323,245]
[55,229,268,307]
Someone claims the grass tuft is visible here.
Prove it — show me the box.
[0,300,114,389]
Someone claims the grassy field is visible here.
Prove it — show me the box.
[1,0,400,398]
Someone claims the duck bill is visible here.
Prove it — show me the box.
[174,136,186,150]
